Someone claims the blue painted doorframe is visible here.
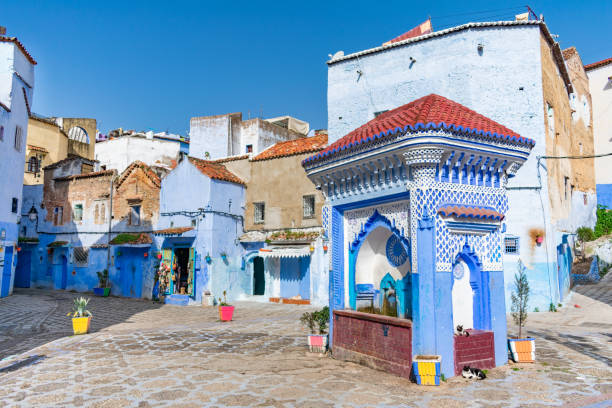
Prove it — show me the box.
[15,249,31,288]
[1,246,14,297]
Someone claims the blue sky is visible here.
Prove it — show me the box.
[3,1,610,135]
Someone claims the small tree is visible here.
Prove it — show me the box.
[300,311,317,334]
[511,260,530,338]
[314,306,330,334]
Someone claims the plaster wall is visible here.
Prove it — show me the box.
[60,118,96,160]
[95,136,181,174]
[24,118,68,185]
[245,152,325,231]
[587,63,612,206]
[355,226,409,289]
[0,40,34,297]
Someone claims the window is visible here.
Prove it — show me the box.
[0,125,4,141]
[546,103,555,136]
[14,126,22,151]
[302,195,315,219]
[246,144,253,153]
[254,202,265,224]
[504,236,519,254]
[564,176,570,201]
[73,204,83,222]
[73,247,89,266]
[191,218,197,227]
[11,198,18,213]
[53,206,63,226]
[27,156,39,173]
[129,205,141,226]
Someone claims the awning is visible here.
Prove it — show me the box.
[154,227,194,236]
[258,246,311,259]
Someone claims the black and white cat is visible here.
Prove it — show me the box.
[461,365,487,380]
[456,325,470,337]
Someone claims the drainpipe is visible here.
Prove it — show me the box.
[107,176,114,273]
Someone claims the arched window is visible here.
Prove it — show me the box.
[27,156,39,173]
[67,126,89,144]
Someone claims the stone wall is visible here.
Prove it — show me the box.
[333,310,412,379]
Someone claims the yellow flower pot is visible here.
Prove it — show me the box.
[72,316,91,335]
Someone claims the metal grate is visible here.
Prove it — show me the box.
[303,195,315,219]
[254,202,265,224]
[504,236,519,254]
[73,247,89,266]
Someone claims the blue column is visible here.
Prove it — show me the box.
[489,270,508,367]
[329,207,344,347]
[413,216,435,356]
[434,271,455,378]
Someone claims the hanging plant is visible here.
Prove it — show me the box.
[205,253,212,264]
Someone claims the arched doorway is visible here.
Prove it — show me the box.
[60,255,68,289]
[253,256,265,295]
[350,211,411,318]
[451,260,473,330]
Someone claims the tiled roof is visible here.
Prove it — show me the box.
[27,144,48,153]
[116,161,161,189]
[438,205,504,221]
[304,94,534,165]
[213,154,250,163]
[383,19,432,45]
[584,57,612,71]
[253,133,328,161]
[55,170,116,182]
[0,36,37,65]
[44,155,96,170]
[154,227,194,235]
[188,157,245,185]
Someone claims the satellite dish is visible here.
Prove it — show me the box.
[329,51,344,61]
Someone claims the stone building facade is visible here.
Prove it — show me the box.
[325,19,596,311]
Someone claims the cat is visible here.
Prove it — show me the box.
[461,365,487,380]
[456,325,470,337]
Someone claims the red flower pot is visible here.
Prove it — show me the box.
[219,306,234,321]
[536,236,543,244]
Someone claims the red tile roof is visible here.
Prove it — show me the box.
[55,170,116,182]
[0,36,37,65]
[27,144,48,153]
[304,94,534,165]
[383,19,433,45]
[188,157,245,185]
[154,227,194,235]
[438,205,504,221]
[213,154,250,163]
[584,57,612,71]
[117,161,161,189]
[253,133,328,161]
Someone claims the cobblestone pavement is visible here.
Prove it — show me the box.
[0,287,610,408]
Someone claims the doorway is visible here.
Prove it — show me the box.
[1,247,14,297]
[253,256,265,295]
[58,254,68,290]
[15,249,31,288]
[173,248,191,295]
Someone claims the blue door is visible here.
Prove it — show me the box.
[60,255,68,289]
[120,248,144,298]
[15,249,31,288]
[1,247,14,297]
[280,258,302,298]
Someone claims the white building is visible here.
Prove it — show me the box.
[189,113,309,160]
[325,18,596,311]
[0,34,36,297]
[95,130,189,174]
[585,57,612,208]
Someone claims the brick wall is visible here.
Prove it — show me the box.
[333,310,412,378]
[453,330,495,375]
[114,167,160,227]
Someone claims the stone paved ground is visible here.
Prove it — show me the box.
[0,282,610,408]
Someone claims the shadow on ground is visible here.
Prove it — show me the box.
[0,288,163,359]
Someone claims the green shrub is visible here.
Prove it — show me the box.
[577,227,595,242]
[594,205,612,238]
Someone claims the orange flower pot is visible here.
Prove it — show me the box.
[508,338,535,362]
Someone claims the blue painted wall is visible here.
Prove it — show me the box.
[597,184,612,209]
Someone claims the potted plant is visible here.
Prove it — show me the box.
[301,306,329,353]
[205,253,212,264]
[220,252,228,264]
[68,296,92,335]
[93,269,111,297]
[508,261,536,362]
[218,290,234,321]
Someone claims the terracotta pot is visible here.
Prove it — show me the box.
[508,337,536,362]
[307,334,328,353]
[219,306,234,321]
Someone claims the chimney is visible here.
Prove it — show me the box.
[0,27,6,36]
